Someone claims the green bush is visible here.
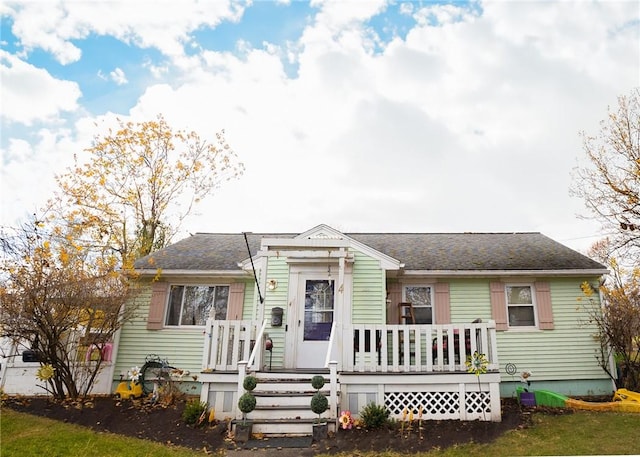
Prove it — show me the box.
[238,393,257,415]
[310,391,328,422]
[243,375,258,392]
[311,375,325,391]
[181,399,208,426]
[359,402,390,429]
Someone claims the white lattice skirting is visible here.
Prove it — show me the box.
[340,372,502,422]
[385,390,491,420]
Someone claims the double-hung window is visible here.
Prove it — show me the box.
[506,284,536,327]
[404,285,433,324]
[165,285,229,326]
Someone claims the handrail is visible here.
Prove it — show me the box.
[246,319,268,369]
[324,321,337,368]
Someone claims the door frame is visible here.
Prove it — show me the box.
[284,262,352,369]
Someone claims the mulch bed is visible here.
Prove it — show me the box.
[3,395,549,455]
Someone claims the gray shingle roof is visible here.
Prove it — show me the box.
[134,231,605,272]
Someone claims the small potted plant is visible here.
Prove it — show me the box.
[235,375,258,442]
[310,375,329,441]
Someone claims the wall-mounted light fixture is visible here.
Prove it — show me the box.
[267,279,278,291]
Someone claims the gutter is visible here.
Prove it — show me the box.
[400,269,609,278]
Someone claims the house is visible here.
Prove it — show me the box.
[111,224,610,435]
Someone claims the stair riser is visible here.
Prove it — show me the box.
[249,410,326,420]
[255,396,316,407]
[250,423,315,435]
[252,383,326,393]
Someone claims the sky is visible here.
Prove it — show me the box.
[1,0,639,255]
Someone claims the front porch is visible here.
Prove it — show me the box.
[199,320,501,435]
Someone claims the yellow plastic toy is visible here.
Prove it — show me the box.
[613,388,640,403]
[114,380,143,399]
[565,388,640,413]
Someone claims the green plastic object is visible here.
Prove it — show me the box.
[534,390,569,408]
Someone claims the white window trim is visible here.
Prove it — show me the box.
[505,283,539,330]
[402,284,435,324]
[164,284,230,328]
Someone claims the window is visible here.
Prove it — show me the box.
[404,286,433,324]
[303,279,334,341]
[506,284,536,327]
[165,285,229,326]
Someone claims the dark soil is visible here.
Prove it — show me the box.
[3,395,558,455]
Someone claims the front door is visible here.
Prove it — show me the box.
[294,276,335,368]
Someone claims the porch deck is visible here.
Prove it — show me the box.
[199,320,501,433]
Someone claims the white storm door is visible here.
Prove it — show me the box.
[295,276,335,368]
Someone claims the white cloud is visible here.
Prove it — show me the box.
[4,0,247,64]
[1,1,638,257]
[110,67,128,85]
[0,50,81,125]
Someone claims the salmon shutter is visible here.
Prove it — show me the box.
[387,282,402,324]
[535,281,554,330]
[147,281,169,330]
[226,282,245,320]
[434,283,451,324]
[490,281,508,331]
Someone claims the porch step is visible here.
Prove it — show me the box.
[240,370,339,436]
[234,418,320,436]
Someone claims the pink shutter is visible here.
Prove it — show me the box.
[387,282,402,324]
[434,283,451,324]
[227,283,245,320]
[535,281,554,330]
[490,282,508,331]
[147,281,169,330]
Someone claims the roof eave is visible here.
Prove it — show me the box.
[135,269,249,278]
[401,268,609,278]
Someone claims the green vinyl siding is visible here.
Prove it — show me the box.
[449,279,492,323]
[261,257,289,367]
[115,278,256,385]
[495,277,606,382]
[351,250,385,324]
[115,281,204,381]
[447,277,607,384]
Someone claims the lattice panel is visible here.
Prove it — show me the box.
[465,391,491,414]
[385,391,460,416]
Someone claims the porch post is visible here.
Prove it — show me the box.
[329,360,338,428]
[489,379,502,421]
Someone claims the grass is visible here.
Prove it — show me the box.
[319,411,640,457]
[0,409,220,457]
[2,408,640,457]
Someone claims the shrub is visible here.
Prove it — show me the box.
[359,402,390,429]
[311,375,326,391]
[243,375,258,392]
[182,399,208,426]
[238,393,257,415]
[310,391,328,422]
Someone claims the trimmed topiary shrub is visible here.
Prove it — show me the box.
[311,375,326,391]
[243,375,258,392]
[310,391,329,422]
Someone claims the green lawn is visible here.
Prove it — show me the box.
[2,408,640,457]
[0,409,217,457]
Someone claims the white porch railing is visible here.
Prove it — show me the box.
[343,320,499,373]
[201,319,266,372]
[202,320,498,374]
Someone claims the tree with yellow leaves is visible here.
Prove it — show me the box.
[0,217,137,399]
[52,114,243,268]
[581,239,640,391]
